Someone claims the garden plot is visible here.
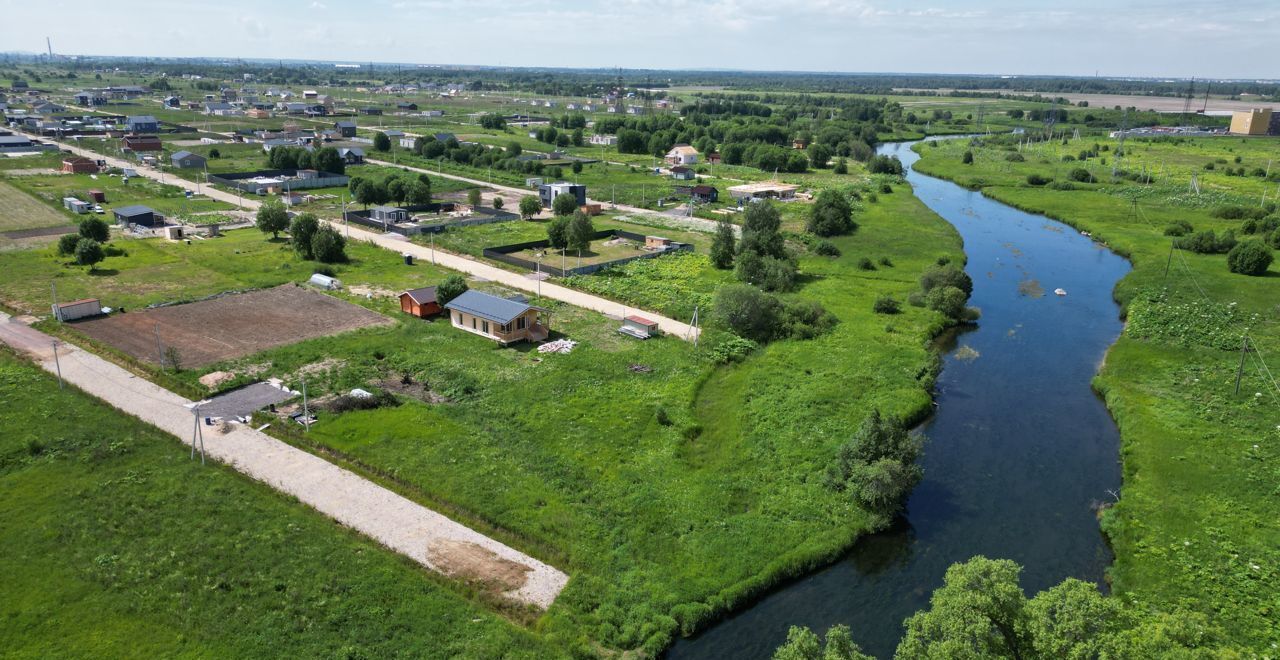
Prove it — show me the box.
[75,285,393,369]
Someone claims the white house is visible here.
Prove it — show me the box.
[665,144,700,166]
[589,134,618,146]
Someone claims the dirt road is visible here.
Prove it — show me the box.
[0,312,569,609]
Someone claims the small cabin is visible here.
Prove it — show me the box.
[444,290,548,345]
[399,286,442,318]
[619,315,659,339]
[645,236,673,250]
[87,189,106,203]
[63,197,90,214]
[163,225,185,241]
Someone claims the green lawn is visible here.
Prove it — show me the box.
[914,134,1280,651]
[0,349,557,659]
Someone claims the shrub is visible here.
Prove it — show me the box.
[1048,182,1075,191]
[654,406,673,426]
[879,183,893,194]
[857,257,876,270]
[289,213,320,259]
[1163,220,1194,237]
[824,410,922,517]
[436,274,468,305]
[962,150,974,165]
[779,299,837,340]
[78,217,110,242]
[74,238,105,269]
[925,285,969,320]
[1025,173,1052,186]
[812,239,840,257]
[1268,228,1280,250]
[1060,154,1075,162]
[1203,162,1215,170]
[873,295,901,314]
[1004,152,1025,162]
[1068,168,1095,183]
[879,256,893,267]
[713,283,782,342]
[807,189,856,237]
[919,264,973,296]
[710,220,736,269]
[1241,219,1258,234]
[1227,240,1273,276]
[552,192,578,217]
[310,226,347,263]
[326,390,399,413]
[706,333,758,364]
[1211,205,1268,220]
[1175,230,1235,254]
[57,232,81,256]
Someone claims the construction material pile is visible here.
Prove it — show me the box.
[537,339,577,354]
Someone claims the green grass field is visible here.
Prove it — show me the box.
[0,349,557,659]
[913,134,1280,651]
[0,179,74,232]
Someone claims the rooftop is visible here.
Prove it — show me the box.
[444,290,531,325]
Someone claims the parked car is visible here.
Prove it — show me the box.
[92,205,104,214]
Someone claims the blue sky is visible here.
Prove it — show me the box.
[5,0,1277,79]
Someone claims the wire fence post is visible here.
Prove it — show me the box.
[51,340,63,389]
[1235,337,1249,395]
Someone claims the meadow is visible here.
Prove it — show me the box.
[0,349,558,659]
[913,134,1280,650]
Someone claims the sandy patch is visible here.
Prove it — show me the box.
[427,539,532,593]
[199,370,237,389]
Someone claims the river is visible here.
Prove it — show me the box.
[667,138,1131,658]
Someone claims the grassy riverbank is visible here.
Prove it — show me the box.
[913,135,1280,650]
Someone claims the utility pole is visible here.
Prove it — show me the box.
[302,377,310,432]
[51,340,63,389]
[154,322,164,365]
[1235,337,1249,395]
[1164,240,1175,281]
[190,403,206,463]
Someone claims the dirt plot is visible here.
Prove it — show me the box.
[75,285,393,369]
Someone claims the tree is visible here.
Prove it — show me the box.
[255,199,289,238]
[1226,240,1273,276]
[74,238,105,270]
[808,189,856,237]
[386,178,407,203]
[289,212,320,259]
[1024,579,1126,659]
[373,131,391,152]
[713,283,782,343]
[546,215,570,249]
[926,286,970,320]
[467,187,482,209]
[920,264,973,296]
[962,150,974,165]
[311,226,347,263]
[78,217,110,243]
[506,141,522,156]
[209,148,221,159]
[736,202,797,291]
[519,195,542,220]
[552,192,578,217]
[897,557,1033,659]
[566,210,594,253]
[355,179,386,207]
[833,158,848,175]
[773,625,873,660]
[492,196,504,210]
[405,179,432,205]
[824,410,921,516]
[571,160,583,174]
[347,176,365,196]
[436,274,468,305]
[710,220,737,269]
[57,232,81,256]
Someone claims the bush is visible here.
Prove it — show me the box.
[310,227,346,263]
[1268,228,1280,250]
[1175,230,1236,254]
[1211,205,1268,220]
[824,410,922,517]
[812,239,840,257]
[1047,181,1075,191]
[1163,220,1194,237]
[779,299,837,340]
[873,296,901,314]
[289,213,320,259]
[326,390,399,413]
[879,256,893,267]
[919,264,973,296]
[1025,174,1052,186]
[1226,240,1273,276]
[807,189,856,237]
[552,192,578,217]
[1241,219,1258,234]
[57,232,81,256]
[74,238,105,269]
[436,274,468,305]
[712,284,782,343]
[706,333,758,364]
[654,406,673,426]
[962,151,974,165]
[879,183,893,194]
[1004,152,1025,162]
[925,285,969,320]
[857,257,876,270]
[1068,168,1095,183]
[78,217,110,242]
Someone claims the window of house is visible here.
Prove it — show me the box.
[482,320,489,334]
[471,317,477,329]
[516,316,526,330]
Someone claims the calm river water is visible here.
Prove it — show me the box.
[667,138,1131,658]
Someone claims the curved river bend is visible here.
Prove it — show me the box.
[668,138,1131,658]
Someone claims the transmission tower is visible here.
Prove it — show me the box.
[1043,99,1058,137]
[1180,77,1195,126]
[1112,108,1129,178]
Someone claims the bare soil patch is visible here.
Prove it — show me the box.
[427,539,531,593]
[75,285,392,369]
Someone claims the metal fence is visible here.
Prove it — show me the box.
[482,229,691,277]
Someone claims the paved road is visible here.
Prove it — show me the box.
[42,135,699,340]
[0,312,569,609]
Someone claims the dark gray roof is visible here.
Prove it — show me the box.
[0,135,32,146]
[400,286,437,305]
[334,120,356,128]
[371,205,404,213]
[171,150,195,159]
[444,290,530,325]
[127,115,157,123]
[113,205,155,218]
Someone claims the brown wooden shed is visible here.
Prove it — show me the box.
[399,286,442,318]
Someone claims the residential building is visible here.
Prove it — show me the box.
[396,102,418,111]
[122,135,162,152]
[727,181,800,203]
[670,166,696,181]
[539,181,587,207]
[589,134,618,146]
[126,115,159,133]
[170,150,207,169]
[113,205,160,227]
[444,290,548,345]
[61,156,98,173]
[338,147,365,164]
[398,286,441,318]
[399,137,416,149]
[370,206,408,224]
[334,120,357,137]
[665,144,700,166]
